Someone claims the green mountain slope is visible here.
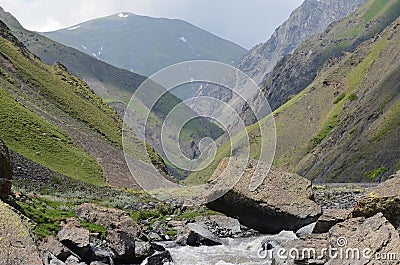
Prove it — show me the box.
[0,8,224,179]
[41,13,247,77]
[186,0,400,184]
[0,20,167,187]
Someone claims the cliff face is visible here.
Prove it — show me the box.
[238,0,367,84]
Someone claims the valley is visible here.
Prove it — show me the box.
[0,0,399,264]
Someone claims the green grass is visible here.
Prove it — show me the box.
[0,37,122,147]
[364,166,387,180]
[0,84,105,186]
[311,114,339,146]
[348,93,359,101]
[81,222,106,239]
[333,93,346,104]
[364,0,390,21]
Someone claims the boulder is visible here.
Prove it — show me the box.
[0,139,12,199]
[57,218,90,260]
[176,223,223,246]
[106,229,135,263]
[206,158,322,233]
[40,236,72,262]
[352,171,400,227]
[273,213,400,264]
[313,208,351,233]
[145,250,173,265]
[64,255,85,265]
[76,203,141,236]
[195,215,241,237]
[0,200,43,265]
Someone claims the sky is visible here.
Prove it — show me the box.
[0,0,304,49]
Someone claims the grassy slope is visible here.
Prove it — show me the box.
[186,0,400,184]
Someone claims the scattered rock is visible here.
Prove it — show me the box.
[145,250,173,265]
[195,215,241,237]
[274,213,400,264]
[352,171,400,227]
[40,236,72,262]
[65,255,85,265]
[0,139,12,199]
[57,218,90,260]
[207,158,321,233]
[176,223,223,246]
[313,208,351,233]
[0,200,43,265]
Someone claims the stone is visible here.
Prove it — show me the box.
[57,218,91,260]
[195,215,241,237]
[273,213,400,264]
[40,236,72,262]
[352,171,400,227]
[65,255,85,265]
[106,229,135,263]
[313,208,351,233]
[206,158,321,233]
[49,254,66,265]
[0,200,43,265]
[176,223,223,246]
[0,139,12,199]
[76,203,141,237]
[146,250,173,265]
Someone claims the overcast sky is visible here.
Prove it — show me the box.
[0,0,304,49]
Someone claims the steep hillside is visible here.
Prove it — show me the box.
[0,8,224,179]
[261,0,400,111]
[239,0,367,84]
[0,20,166,188]
[41,13,247,77]
[187,1,400,184]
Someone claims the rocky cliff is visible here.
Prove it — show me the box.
[239,0,367,84]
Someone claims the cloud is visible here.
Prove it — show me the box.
[0,0,303,48]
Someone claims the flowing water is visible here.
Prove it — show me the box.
[162,236,274,265]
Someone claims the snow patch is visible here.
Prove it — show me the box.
[179,36,187,43]
[118,13,129,18]
[81,44,87,50]
[68,25,81,30]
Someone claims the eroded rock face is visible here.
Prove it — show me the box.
[0,139,12,199]
[313,208,351,234]
[176,223,223,247]
[352,171,400,228]
[273,213,400,265]
[0,200,42,265]
[207,158,321,233]
[57,218,90,260]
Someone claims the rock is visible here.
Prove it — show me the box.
[145,250,173,265]
[57,218,91,260]
[49,254,66,265]
[313,208,351,233]
[147,232,163,241]
[274,213,400,264]
[295,222,316,238]
[176,223,223,246]
[195,215,241,237]
[352,171,400,227]
[76,203,141,237]
[0,139,12,199]
[65,255,85,265]
[40,236,72,262]
[90,262,108,265]
[135,241,153,260]
[206,158,321,233]
[0,200,43,265]
[106,229,135,263]
[260,230,298,252]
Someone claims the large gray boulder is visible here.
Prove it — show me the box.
[176,223,223,246]
[352,171,400,228]
[206,158,321,233]
[273,213,400,265]
[313,208,351,234]
[0,139,12,199]
[57,218,90,260]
